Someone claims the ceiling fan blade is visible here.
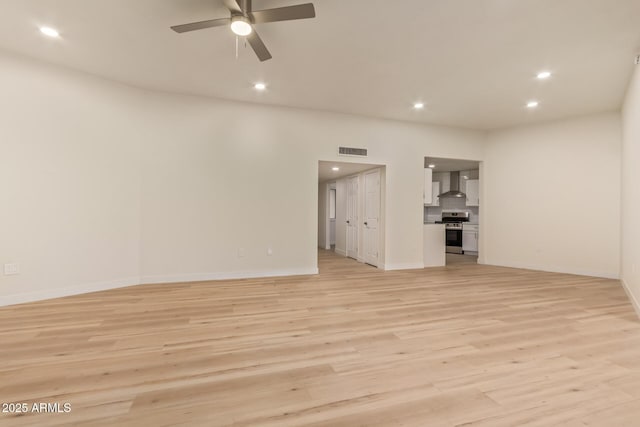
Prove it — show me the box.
[249,3,315,24]
[171,17,230,33]
[246,28,272,61]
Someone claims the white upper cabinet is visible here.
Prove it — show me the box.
[465,179,479,206]
[430,182,440,206]
[424,169,440,206]
[424,168,433,204]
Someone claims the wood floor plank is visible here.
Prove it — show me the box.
[0,249,638,426]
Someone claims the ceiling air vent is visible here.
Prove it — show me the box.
[338,147,368,157]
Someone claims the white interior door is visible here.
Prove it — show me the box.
[346,176,358,259]
[363,169,380,266]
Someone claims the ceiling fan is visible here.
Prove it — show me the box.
[171,0,316,62]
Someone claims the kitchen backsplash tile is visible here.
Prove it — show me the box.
[425,199,479,223]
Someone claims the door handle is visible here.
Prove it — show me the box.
[346,220,350,224]
[364,222,368,226]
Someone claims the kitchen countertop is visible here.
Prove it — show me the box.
[424,222,479,225]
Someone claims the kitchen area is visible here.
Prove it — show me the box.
[423,157,480,267]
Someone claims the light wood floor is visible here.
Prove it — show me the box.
[446,253,478,265]
[1,250,639,426]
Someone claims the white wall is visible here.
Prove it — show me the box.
[0,51,485,304]
[4,50,626,308]
[329,183,336,246]
[0,52,142,305]
[334,179,347,256]
[318,182,336,250]
[135,98,484,280]
[329,220,336,246]
[482,112,622,278]
[622,65,640,315]
[317,182,328,250]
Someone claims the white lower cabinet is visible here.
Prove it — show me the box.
[462,224,478,253]
[424,224,446,267]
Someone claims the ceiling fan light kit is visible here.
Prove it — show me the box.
[230,15,252,36]
[171,0,316,62]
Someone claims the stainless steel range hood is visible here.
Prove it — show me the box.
[438,171,466,199]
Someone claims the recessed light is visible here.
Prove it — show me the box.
[428,164,435,168]
[526,101,539,108]
[537,71,552,80]
[39,26,60,38]
[254,82,266,91]
[413,102,425,109]
[463,176,469,180]
[332,167,340,171]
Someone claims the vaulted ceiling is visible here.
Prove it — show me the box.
[0,0,639,129]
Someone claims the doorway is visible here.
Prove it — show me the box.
[424,156,481,266]
[318,161,385,268]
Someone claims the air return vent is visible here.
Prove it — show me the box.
[338,147,368,157]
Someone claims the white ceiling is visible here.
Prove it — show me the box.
[0,0,639,130]
[318,161,381,182]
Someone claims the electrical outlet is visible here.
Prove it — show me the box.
[267,247,273,256]
[237,248,245,258]
[4,263,20,275]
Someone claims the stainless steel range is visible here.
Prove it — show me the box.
[437,211,470,254]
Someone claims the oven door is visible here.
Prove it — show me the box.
[445,228,463,254]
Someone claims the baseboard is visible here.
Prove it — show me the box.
[0,276,141,307]
[482,259,619,280]
[384,262,425,271]
[140,267,319,285]
[621,279,640,320]
[334,248,347,256]
[0,267,320,307]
